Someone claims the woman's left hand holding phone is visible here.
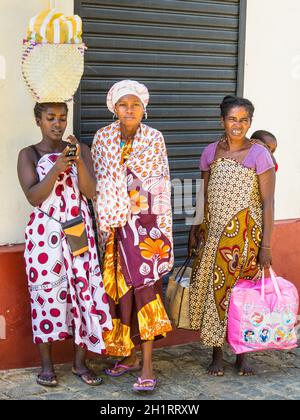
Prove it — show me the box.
[54,145,77,174]
[65,135,82,163]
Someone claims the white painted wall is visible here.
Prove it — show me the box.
[0,1,74,245]
[244,0,300,220]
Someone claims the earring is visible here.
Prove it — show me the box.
[113,113,117,120]
[144,111,148,120]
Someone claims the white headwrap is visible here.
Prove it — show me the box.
[106,79,149,113]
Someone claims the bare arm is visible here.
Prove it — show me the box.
[258,168,276,268]
[202,170,210,208]
[17,147,74,207]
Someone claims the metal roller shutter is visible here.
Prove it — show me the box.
[74,0,246,266]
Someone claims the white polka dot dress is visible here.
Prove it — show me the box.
[24,153,112,354]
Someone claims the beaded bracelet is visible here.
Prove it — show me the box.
[260,246,272,250]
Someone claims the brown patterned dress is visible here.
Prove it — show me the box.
[190,158,263,347]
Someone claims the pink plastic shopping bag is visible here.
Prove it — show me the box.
[227,268,299,354]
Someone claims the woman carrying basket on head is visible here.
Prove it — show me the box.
[18,10,112,387]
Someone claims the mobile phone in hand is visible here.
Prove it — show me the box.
[66,144,77,158]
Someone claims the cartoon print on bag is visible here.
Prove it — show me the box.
[282,309,296,326]
[274,327,285,343]
[243,329,256,343]
[286,329,297,342]
[250,312,264,327]
[259,328,270,343]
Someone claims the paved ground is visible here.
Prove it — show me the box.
[0,343,300,400]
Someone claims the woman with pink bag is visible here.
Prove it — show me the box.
[188,95,276,376]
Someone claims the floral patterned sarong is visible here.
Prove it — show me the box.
[92,122,173,356]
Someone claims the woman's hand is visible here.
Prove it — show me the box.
[258,248,272,269]
[66,134,82,164]
[188,225,204,257]
[53,146,77,174]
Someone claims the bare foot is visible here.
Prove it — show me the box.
[132,377,157,392]
[37,369,58,387]
[235,354,255,376]
[140,366,155,382]
[133,366,156,391]
[105,355,140,376]
[208,347,224,376]
[72,367,103,385]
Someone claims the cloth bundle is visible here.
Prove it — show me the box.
[22,9,85,103]
[26,9,82,44]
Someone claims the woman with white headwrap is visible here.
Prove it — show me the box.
[92,80,174,392]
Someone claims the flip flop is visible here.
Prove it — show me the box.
[72,368,103,386]
[36,373,58,388]
[132,377,157,392]
[104,361,140,377]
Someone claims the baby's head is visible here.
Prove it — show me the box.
[251,130,277,154]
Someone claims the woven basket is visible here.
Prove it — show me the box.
[22,41,85,103]
[166,259,193,330]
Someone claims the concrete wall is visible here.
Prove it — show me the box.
[244,0,300,220]
[0,0,74,245]
[1,0,300,245]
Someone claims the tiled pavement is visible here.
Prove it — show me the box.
[0,343,300,400]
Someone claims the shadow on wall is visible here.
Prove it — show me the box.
[0,316,6,339]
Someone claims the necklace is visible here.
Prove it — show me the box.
[121,136,133,142]
[120,136,133,149]
[220,135,249,158]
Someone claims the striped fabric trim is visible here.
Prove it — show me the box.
[73,15,82,44]
[40,9,57,41]
[26,9,82,44]
[53,18,61,44]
